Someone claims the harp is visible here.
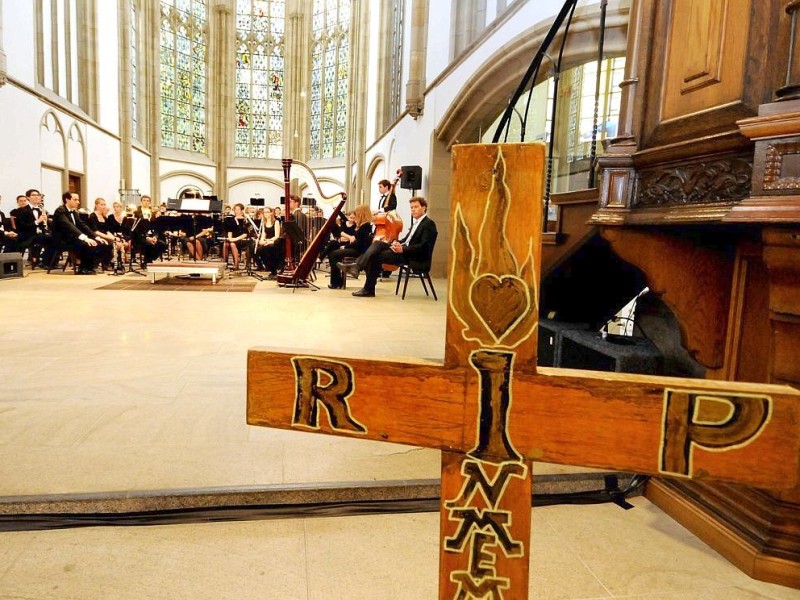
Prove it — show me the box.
[276,158,347,288]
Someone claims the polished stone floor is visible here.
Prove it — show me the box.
[0,268,796,599]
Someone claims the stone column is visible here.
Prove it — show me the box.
[145,0,162,200]
[346,0,369,207]
[285,0,307,161]
[118,0,133,193]
[405,0,428,118]
[212,0,234,197]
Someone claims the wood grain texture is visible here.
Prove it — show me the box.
[247,349,800,489]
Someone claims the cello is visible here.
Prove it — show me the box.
[372,170,403,244]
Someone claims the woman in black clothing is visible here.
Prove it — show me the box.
[87,198,117,269]
[327,204,373,289]
[255,207,282,278]
[223,203,251,269]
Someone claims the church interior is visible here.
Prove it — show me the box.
[2,0,800,598]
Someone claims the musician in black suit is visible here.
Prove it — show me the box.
[52,191,107,274]
[351,197,437,297]
[10,195,37,258]
[377,179,397,212]
[0,195,19,252]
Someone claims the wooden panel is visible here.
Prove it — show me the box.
[439,451,532,599]
[601,228,733,367]
[248,349,800,489]
[661,0,749,121]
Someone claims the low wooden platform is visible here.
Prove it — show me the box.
[146,261,225,284]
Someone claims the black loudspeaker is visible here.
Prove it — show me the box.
[400,165,423,190]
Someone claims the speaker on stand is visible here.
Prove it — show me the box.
[400,166,423,194]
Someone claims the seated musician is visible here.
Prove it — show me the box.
[329,204,373,289]
[0,195,19,253]
[350,197,437,298]
[255,207,282,279]
[274,206,284,223]
[287,195,308,257]
[185,225,213,260]
[132,198,167,265]
[319,209,355,263]
[134,195,154,219]
[223,202,251,270]
[52,191,108,274]
[107,200,132,269]
[87,198,118,270]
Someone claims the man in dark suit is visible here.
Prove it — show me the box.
[52,191,107,274]
[377,179,397,212]
[10,194,37,259]
[350,197,437,297]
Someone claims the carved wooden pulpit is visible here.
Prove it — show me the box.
[248,143,800,599]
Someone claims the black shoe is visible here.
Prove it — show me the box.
[78,268,97,275]
[351,288,375,297]
[328,284,340,289]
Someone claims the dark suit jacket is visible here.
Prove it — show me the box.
[52,204,97,245]
[10,205,36,240]
[379,192,397,212]
[399,215,437,265]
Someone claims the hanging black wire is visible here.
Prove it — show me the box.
[588,0,609,188]
[491,0,579,145]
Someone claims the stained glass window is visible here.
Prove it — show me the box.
[160,0,208,153]
[235,0,286,159]
[310,0,350,160]
[387,0,404,124]
[131,1,139,141]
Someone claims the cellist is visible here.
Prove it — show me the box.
[376,179,397,212]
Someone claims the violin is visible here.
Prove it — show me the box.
[373,171,403,243]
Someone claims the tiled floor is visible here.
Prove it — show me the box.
[0,269,796,599]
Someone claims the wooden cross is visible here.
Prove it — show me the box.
[247,143,800,599]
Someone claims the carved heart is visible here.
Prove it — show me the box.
[470,274,530,341]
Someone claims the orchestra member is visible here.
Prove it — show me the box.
[319,209,355,263]
[107,201,132,268]
[350,197,437,298]
[0,195,19,253]
[274,206,284,223]
[10,194,38,265]
[255,207,282,279]
[185,225,213,260]
[52,191,108,274]
[287,195,308,257]
[376,179,397,212]
[223,202,250,270]
[88,198,117,270]
[329,204,372,290]
[132,198,166,265]
[134,195,154,219]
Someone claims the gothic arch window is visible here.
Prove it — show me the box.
[160,0,208,153]
[451,0,486,59]
[235,0,286,159]
[385,0,404,126]
[35,0,88,108]
[309,0,350,160]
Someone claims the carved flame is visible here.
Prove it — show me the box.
[449,148,539,348]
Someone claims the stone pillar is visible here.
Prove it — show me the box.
[212,0,234,197]
[118,0,133,194]
[405,0,428,118]
[346,0,369,208]
[285,0,307,160]
[145,0,162,200]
